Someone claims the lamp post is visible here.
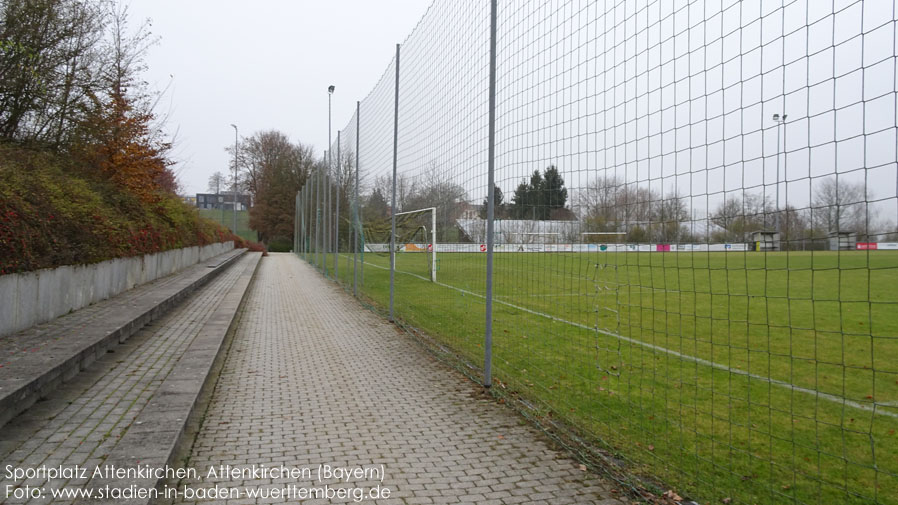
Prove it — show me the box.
[328,85,335,273]
[230,124,239,235]
[772,113,787,231]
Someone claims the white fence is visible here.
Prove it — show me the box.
[368,242,898,253]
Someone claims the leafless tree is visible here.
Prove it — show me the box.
[811,178,869,237]
[207,171,226,194]
[0,0,107,144]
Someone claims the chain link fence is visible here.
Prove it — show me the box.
[295,1,898,503]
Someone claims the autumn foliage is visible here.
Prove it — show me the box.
[76,89,173,204]
[0,1,253,274]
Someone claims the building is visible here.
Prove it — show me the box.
[196,192,251,211]
[828,231,857,251]
[750,230,781,251]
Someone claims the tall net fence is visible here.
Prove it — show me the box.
[295,1,898,503]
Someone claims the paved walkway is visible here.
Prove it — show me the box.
[171,253,623,505]
[0,253,260,505]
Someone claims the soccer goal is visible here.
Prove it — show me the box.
[393,207,436,282]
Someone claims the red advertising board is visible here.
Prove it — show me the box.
[856,243,878,250]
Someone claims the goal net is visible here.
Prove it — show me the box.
[363,207,436,282]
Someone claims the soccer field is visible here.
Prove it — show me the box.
[322,250,898,505]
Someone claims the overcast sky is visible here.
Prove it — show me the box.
[127,0,432,195]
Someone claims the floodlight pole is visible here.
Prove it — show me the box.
[484,0,497,388]
[389,43,400,322]
[773,113,787,231]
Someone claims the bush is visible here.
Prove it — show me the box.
[0,144,257,274]
[266,236,292,253]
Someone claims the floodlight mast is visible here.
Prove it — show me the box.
[394,207,436,282]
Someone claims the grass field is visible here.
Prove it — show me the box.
[198,208,256,242]
[312,249,898,505]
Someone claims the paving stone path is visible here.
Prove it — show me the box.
[0,253,260,505]
[171,253,623,505]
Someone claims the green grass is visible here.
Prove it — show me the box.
[309,249,898,505]
[198,208,255,242]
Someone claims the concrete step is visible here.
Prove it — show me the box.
[78,252,261,505]
[0,248,246,429]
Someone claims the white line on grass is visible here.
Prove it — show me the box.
[344,255,897,419]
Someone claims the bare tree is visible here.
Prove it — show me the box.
[0,0,106,144]
[710,193,774,242]
[207,171,226,194]
[811,178,869,237]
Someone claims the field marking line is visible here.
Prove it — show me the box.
[338,254,897,419]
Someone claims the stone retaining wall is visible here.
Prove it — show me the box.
[0,241,234,338]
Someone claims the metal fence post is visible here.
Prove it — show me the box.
[303,182,308,259]
[295,190,300,254]
[354,100,360,298]
[316,163,322,270]
[389,43,400,322]
[483,0,497,388]
[307,181,311,260]
[303,183,308,258]
[335,130,341,281]
[325,168,330,277]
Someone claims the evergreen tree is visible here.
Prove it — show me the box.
[510,166,568,220]
[479,184,504,218]
[542,165,567,215]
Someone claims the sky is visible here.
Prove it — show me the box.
[125,0,897,229]
[127,0,432,195]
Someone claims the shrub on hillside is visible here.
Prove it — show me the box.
[0,144,245,274]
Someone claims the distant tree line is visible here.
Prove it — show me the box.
[577,175,893,246]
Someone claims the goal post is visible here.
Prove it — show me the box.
[394,207,436,282]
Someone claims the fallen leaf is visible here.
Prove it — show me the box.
[578,464,587,472]
[662,489,682,501]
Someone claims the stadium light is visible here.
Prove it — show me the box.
[772,113,787,231]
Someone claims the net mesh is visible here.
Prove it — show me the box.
[296,1,898,503]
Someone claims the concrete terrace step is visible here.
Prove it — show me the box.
[0,248,246,429]
[79,252,261,505]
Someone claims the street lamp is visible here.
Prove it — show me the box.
[328,85,335,265]
[230,124,238,236]
[772,113,787,230]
